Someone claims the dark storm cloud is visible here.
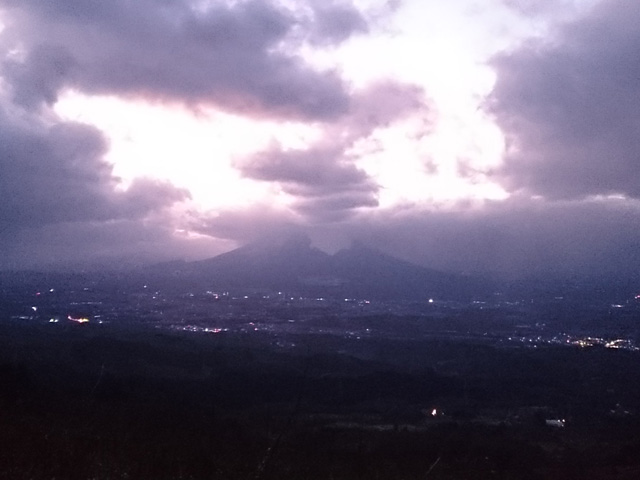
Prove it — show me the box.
[236,81,428,218]
[0,104,188,229]
[0,0,392,270]
[191,206,303,245]
[114,178,189,220]
[238,141,380,216]
[324,197,640,278]
[0,217,229,270]
[2,44,76,110]
[240,144,376,198]
[306,1,369,46]
[488,0,640,199]
[292,191,379,222]
[191,195,640,278]
[350,199,632,276]
[0,0,367,119]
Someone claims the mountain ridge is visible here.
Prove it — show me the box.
[156,235,489,300]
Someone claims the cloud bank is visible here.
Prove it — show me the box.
[1,0,640,280]
[1,0,366,119]
[489,0,640,200]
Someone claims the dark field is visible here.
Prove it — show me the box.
[2,321,640,479]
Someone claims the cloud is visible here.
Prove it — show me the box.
[236,81,429,219]
[192,205,297,238]
[305,1,369,46]
[293,191,379,222]
[239,144,378,214]
[114,178,190,220]
[189,194,640,279]
[0,0,420,270]
[0,0,368,119]
[4,0,638,282]
[0,217,230,271]
[0,100,188,230]
[240,145,367,190]
[487,0,640,199]
[500,0,578,17]
[350,197,640,278]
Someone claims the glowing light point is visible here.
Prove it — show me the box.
[67,315,90,324]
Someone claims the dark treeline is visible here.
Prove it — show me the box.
[2,322,640,479]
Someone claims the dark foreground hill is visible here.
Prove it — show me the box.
[2,321,640,480]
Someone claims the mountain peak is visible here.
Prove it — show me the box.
[159,234,488,300]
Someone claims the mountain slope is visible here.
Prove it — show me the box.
[188,234,332,288]
[330,244,479,299]
[158,235,489,300]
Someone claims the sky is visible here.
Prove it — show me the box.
[1,0,639,278]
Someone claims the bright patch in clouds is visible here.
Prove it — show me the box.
[55,82,507,213]
[54,92,319,210]
[4,0,640,277]
[53,0,513,215]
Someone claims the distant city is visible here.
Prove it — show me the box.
[3,240,640,478]
[4,271,640,353]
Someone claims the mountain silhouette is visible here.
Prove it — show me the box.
[188,233,332,288]
[158,235,488,300]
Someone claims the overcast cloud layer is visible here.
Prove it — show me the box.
[490,0,640,200]
[1,0,362,118]
[1,0,640,280]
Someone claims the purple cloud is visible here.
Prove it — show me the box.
[236,81,429,219]
[0,104,188,229]
[0,0,369,119]
[488,0,640,199]
[306,0,369,45]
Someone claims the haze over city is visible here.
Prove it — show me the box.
[1,0,639,279]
